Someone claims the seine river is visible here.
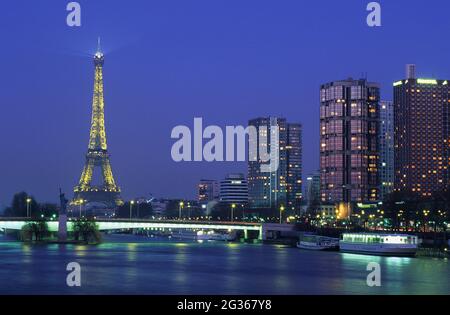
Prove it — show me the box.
[0,234,448,295]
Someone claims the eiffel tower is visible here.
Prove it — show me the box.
[73,39,123,208]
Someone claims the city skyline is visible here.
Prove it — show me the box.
[3,1,450,205]
[0,1,450,299]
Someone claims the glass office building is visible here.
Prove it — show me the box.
[248,117,302,210]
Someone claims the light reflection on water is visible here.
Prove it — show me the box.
[342,253,412,266]
[0,235,448,295]
[223,243,241,291]
[173,245,188,288]
[272,246,291,292]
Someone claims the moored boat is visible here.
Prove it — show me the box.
[196,230,235,241]
[339,233,418,257]
[297,235,339,251]
[172,230,234,242]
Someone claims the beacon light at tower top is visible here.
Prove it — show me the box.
[94,37,104,61]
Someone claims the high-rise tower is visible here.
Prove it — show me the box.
[379,100,394,200]
[73,40,123,208]
[286,123,303,211]
[394,67,450,196]
[247,117,302,211]
[248,117,288,210]
[320,78,380,204]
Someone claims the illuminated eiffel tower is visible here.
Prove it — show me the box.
[73,39,123,208]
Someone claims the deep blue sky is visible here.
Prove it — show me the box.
[1,0,450,205]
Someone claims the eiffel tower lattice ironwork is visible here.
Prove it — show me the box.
[73,40,123,207]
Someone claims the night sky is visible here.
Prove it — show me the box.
[1,0,450,206]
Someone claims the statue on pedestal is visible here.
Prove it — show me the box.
[58,189,68,242]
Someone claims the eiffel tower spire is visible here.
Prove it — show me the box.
[97,37,102,54]
[73,40,123,208]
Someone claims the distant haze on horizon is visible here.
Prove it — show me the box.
[1,0,450,204]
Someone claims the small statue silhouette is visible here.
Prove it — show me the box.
[59,188,68,215]
[58,188,68,241]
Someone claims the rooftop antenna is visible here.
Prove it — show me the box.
[97,37,102,54]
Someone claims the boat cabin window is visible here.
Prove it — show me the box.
[342,234,417,245]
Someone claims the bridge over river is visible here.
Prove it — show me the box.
[0,218,294,241]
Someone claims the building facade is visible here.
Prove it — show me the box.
[394,67,450,196]
[320,78,380,204]
[197,179,218,202]
[379,100,395,200]
[247,117,302,210]
[248,117,287,209]
[219,174,249,205]
[305,171,321,206]
[286,123,303,211]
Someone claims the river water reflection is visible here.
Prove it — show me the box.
[0,234,448,294]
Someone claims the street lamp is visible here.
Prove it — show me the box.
[231,204,236,222]
[26,198,32,218]
[179,201,184,220]
[130,200,135,219]
[279,205,285,224]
